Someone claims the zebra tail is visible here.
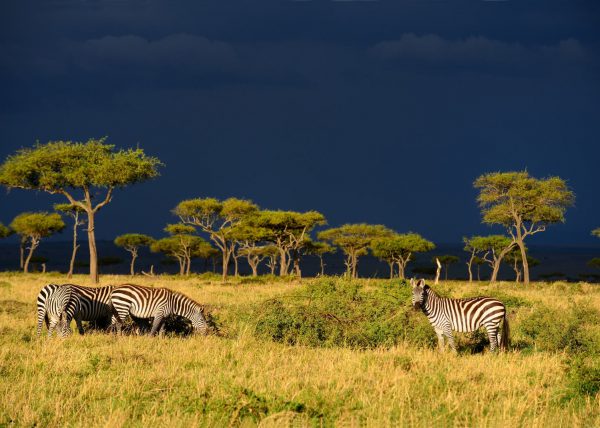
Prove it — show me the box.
[500,312,510,351]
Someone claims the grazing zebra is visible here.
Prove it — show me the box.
[410,278,509,352]
[36,284,115,336]
[44,285,82,337]
[110,284,208,335]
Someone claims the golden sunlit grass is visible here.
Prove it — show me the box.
[0,273,599,427]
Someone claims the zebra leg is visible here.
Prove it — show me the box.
[75,312,84,335]
[435,328,445,352]
[444,329,457,353]
[486,325,499,352]
[48,317,59,338]
[150,315,165,336]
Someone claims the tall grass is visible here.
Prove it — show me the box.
[0,273,599,426]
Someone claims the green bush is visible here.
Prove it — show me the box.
[566,356,600,398]
[254,278,436,349]
[518,303,600,354]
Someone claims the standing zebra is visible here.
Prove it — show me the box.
[110,284,208,335]
[44,285,82,337]
[410,278,509,352]
[36,284,115,336]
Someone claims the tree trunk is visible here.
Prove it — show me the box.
[41,263,46,274]
[19,237,26,269]
[466,251,475,283]
[278,248,288,276]
[444,264,449,280]
[434,258,441,285]
[186,255,191,276]
[248,257,258,277]
[490,244,514,283]
[269,256,277,275]
[389,262,394,279]
[233,256,239,277]
[86,211,99,283]
[516,238,529,285]
[351,253,358,278]
[129,250,138,276]
[23,239,38,274]
[178,257,185,276]
[397,262,406,280]
[221,249,231,282]
[477,264,481,281]
[293,252,301,278]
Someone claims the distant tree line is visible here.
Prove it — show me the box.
[0,139,588,284]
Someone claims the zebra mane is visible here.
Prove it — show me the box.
[171,290,204,311]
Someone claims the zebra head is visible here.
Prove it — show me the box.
[410,278,427,310]
[189,306,209,335]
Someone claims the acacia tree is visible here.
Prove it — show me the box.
[0,139,162,283]
[228,224,271,277]
[593,228,600,238]
[475,171,574,285]
[465,235,514,282]
[174,198,258,281]
[371,233,435,279]
[318,224,393,278]
[250,210,327,276]
[114,234,155,276]
[55,203,86,278]
[303,240,335,276]
[262,245,279,275]
[473,256,486,281]
[434,255,459,280]
[0,223,12,239]
[503,247,539,283]
[10,212,65,273]
[151,224,209,276]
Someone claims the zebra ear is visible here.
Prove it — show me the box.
[417,279,426,287]
[410,278,416,288]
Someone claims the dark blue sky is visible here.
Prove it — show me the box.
[1,0,599,245]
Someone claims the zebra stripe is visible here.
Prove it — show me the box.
[110,284,208,335]
[36,283,115,335]
[44,285,82,338]
[410,278,509,352]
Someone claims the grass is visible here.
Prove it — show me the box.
[0,272,599,427]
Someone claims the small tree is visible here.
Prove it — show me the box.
[318,224,393,278]
[465,235,514,282]
[503,247,539,283]
[0,223,12,239]
[473,256,486,281]
[262,245,279,275]
[55,203,86,278]
[0,139,162,283]
[251,210,327,276]
[475,171,574,285]
[593,228,600,238]
[114,234,155,276]
[10,212,65,273]
[174,197,258,281]
[434,255,459,280]
[371,233,435,279]
[303,240,335,276]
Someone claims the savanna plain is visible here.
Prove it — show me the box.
[1,273,599,427]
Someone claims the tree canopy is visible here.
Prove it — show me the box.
[0,223,13,239]
[371,233,435,279]
[474,171,574,285]
[10,212,65,273]
[174,197,258,280]
[318,224,393,278]
[250,210,327,276]
[0,138,163,282]
[114,234,155,250]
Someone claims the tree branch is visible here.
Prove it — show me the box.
[93,187,114,213]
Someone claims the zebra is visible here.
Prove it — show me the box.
[110,284,208,336]
[44,285,83,338]
[410,278,509,352]
[36,284,115,336]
